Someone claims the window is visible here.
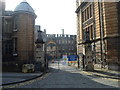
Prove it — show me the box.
[68,40,71,44]
[66,40,67,44]
[13,38,18,56]
[59,40,61,44]
[71,41,74,44]
[5,44,8,54]
[82,4,93,23]
[86,28,90,41]
[85,9,87,21]
[87,7,89,20]
[50,46,53,49]
[83,29,86,41]
[83,26,93,42]
[82,12,84,22]
[15,38,17,52]
[13,38,17,53]
[90,25,93,40]
[62,40,64,44]
[89,5,93,18]
[13,16,18,31]
[89,5,91,18]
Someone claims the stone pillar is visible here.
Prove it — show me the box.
[85,44,94,71]
[35,43,45,72]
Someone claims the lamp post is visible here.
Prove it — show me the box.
[77,54,80,69]
[44,43,48,72]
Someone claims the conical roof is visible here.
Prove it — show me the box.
[14,1,35,14]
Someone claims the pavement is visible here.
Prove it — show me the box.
[82,69,120,79]
[68,62,120,80]
[1,72,43,86]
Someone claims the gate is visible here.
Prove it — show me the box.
[48,55,79,72]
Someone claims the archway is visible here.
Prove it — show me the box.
[46,41,57,61]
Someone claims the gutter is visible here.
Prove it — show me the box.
[75,2,87,13]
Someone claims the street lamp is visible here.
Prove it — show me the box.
[77,54,80,69]
[44,43,48,72]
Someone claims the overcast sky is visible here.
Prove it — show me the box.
[5,0,77,35]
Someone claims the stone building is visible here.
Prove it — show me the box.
[42,30,77,60]
[2,1,37,71]
[76,0,120,70]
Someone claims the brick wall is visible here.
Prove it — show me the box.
[103,2,119,37]
[103,2,120,69]
[14,13,35,61]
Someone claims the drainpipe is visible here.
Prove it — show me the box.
[98,1,105,68]
[92,3,96,64]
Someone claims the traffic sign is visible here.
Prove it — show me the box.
[68,55,77,61]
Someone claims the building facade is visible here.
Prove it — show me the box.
[42,30,77,60]
[0,0,5,72]
[76,0,120,70]
[2,1,37,71]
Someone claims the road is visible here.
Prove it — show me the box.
[7,60,120,88]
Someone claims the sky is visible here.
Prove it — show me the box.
[5,0,77,35]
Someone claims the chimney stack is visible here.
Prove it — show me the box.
[62,29,64,35]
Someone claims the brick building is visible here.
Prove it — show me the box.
[76,0,120,70]
[2,1,37,71]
